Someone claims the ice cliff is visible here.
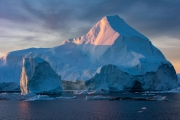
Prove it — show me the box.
[86,64,178,92]
[178,74,180,84]
[20,57,62,95]
[0,15,178,91]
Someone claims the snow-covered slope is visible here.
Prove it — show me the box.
[0,15,178,91]
[20,57,62,95]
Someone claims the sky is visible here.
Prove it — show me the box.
[0,0,179,73]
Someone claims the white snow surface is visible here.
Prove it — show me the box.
[0,15,174,85]
[20,57,62,95]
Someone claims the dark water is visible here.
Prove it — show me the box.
[0,93,180,120]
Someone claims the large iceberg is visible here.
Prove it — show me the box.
[0,15,178,91]
[20,57,62,95]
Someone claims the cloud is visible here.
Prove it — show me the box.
[1,0,180,39]
[0,0,180,68]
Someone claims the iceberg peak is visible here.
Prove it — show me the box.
[102,15,125,24]
[72,15,148,46]
[104,15,148,39]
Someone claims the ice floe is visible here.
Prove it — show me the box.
[74,90,88,95]
[24,95,55,101]
[152,95,168,101]
[73,89,109,95]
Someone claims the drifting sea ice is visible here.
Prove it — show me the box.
[56,96,76,99]
[74,90,88,94]
[0,92,21,100]
[152,95,168,101]
[166,87,180,93]
[73,89,109,95]
[24,95,55,101]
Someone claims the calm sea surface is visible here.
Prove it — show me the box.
[0,92,180,120]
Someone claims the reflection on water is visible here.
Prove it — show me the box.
[88,101,121,120]
[18,101,31,119]
[0,93,180,119]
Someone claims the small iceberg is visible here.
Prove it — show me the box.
[152,95,168,101]
[141,107,146,110]
[24,95,55,101]
[85,95,110,100]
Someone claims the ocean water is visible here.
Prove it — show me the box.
[0,93,180,120]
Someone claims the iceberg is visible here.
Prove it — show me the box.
[0,15,178,91]
[20,57,62,95]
